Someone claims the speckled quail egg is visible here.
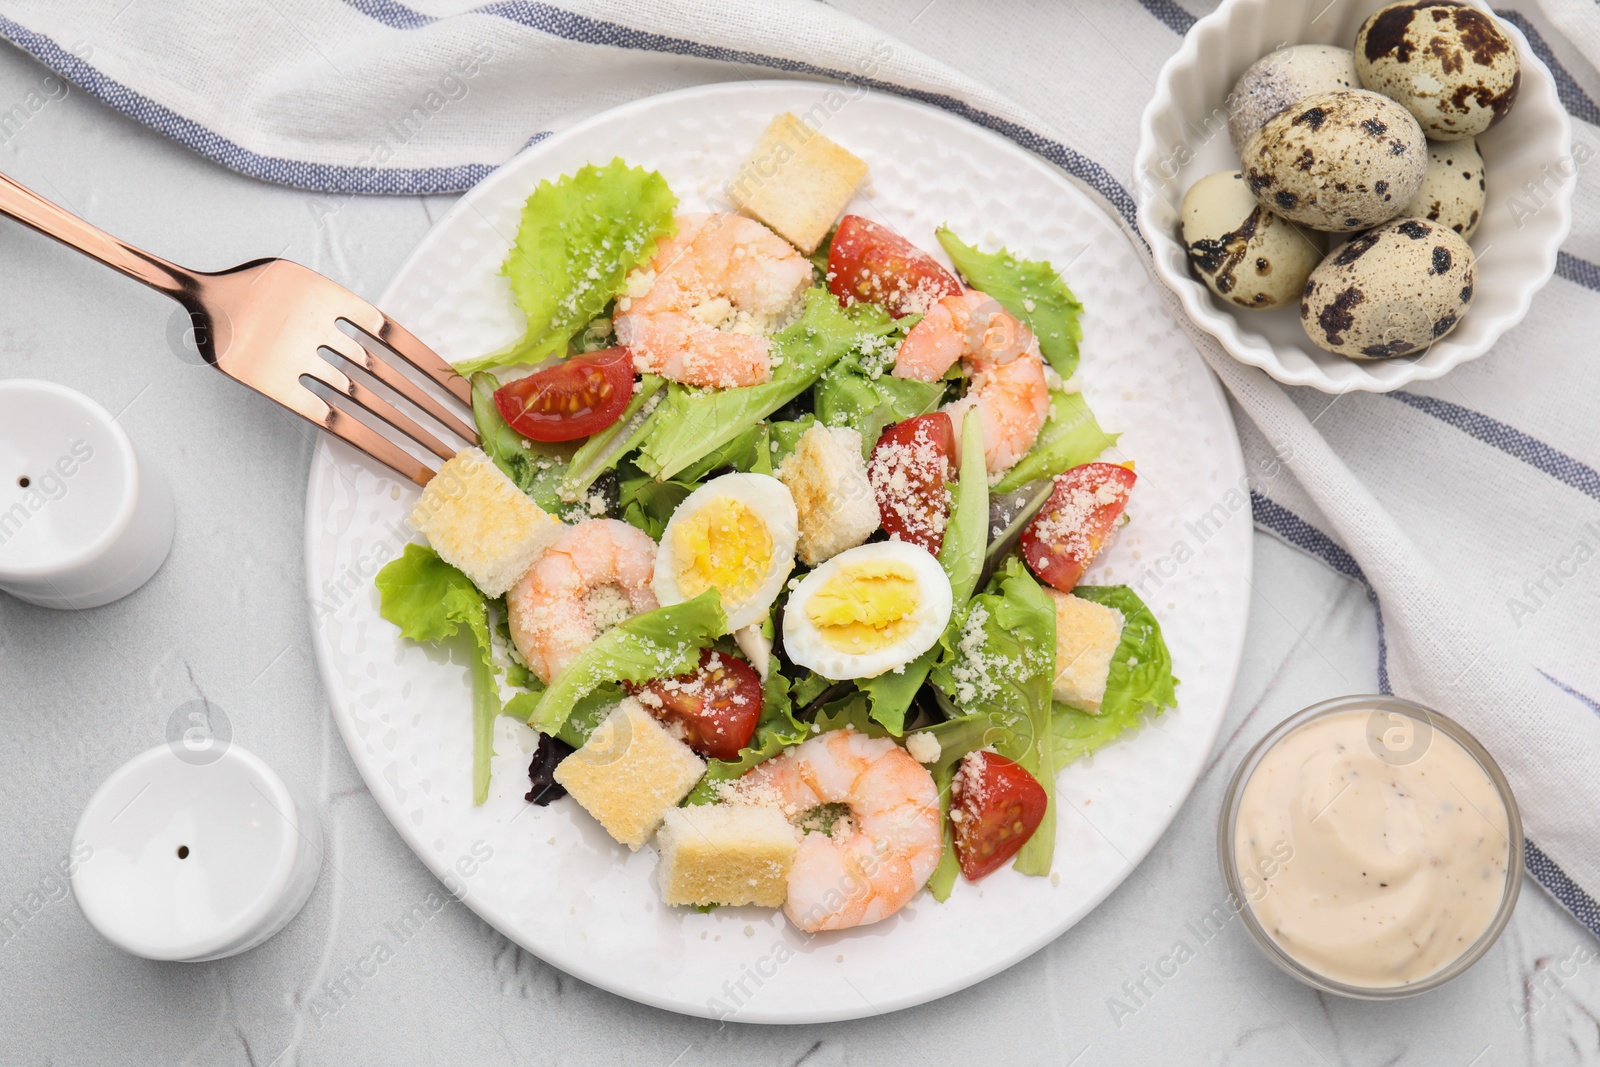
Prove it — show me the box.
[1355,1,1520,141]
[1243,90,1428,232]
[1300,216,1476,358]
[1228,45,1362,153]
[1181,171,1324,310]
[781,541,952,681]
[653,472,798,631]
[1400,138,1487,237]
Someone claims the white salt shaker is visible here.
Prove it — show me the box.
[71,742,323,961]
[0,378,174,608]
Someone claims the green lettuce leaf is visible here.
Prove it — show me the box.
[859,407,988,734]
[813,305,941,456]
[935,227,1084,379]
[457,159,677,372]
[991,390,1117,495]
[635,289,864,480]
[1051,585,1179,766]
[677,421,774,481]
[561,374,665,499]
[516,590,727,735]
[931,556,1058,876]
[470,372,571,512]
[617,476,695,541]
[767,415,818,465]
[376,545,500,805]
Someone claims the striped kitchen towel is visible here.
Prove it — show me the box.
[0,0,1596,940]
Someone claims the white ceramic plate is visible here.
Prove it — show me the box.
[1135,0,1573,394]
[305,81,1253,1023]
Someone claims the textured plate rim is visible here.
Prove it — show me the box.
[306,79,1253,1023]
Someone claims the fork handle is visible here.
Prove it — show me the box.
[0,170,196,298]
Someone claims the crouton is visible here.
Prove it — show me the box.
[408,448,562,597]
[1047,590,1125,713]
[553,699,706,850]
[727,112,868,254]
[775,424,880,566]
[656,804,799,908]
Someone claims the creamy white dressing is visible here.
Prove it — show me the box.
[1234,709,1510,988]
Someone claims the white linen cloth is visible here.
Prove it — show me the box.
[2,0,1596,938]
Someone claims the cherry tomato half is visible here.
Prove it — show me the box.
[492,347,634,442]
[1019,462,1137,593]
[826,215,962,318]
[951,751,1048,881]
[629,648,763,761]
[868,412,958,556]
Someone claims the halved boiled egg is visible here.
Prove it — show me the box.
[652,472,798,632]
[782,541,953,680]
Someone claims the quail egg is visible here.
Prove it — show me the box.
[781,541,952,681]
[1300,216,1476,358]
[1400,138,1486,237]
[1227,45,1362,153]
[1181,171,1323,310]
[1355,1,1520,140]
[1242,89,1427,232]
[652,472,798,631]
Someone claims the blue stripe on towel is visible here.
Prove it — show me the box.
[1525,838,1600,941]
[1389,391,1600,500]
[0,13,500,194]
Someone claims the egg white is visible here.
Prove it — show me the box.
[651,472,798,632]
[782,541,953,681]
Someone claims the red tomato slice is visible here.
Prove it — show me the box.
[1019,462,1136,593]
[950,751,1048,881]
[629,648,763,761]
[826,215,962,318]
[868,412,958,555]
[492,347,634,442]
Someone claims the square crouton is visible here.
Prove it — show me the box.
[408,447,562,597]
[728,112,868,254]
[553,699,706,850]
[656,804,800,908]
[775,424,880,566]
[1048,590,1126,713]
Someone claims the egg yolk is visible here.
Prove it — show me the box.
[671,497,772,607]
[804,560,921,653]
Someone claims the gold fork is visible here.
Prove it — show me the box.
[0,171,476,486]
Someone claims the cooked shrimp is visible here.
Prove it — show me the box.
[942,350,1050,474]
[507,519,658,684]
[614,213,813,389]
[730,728,941,932]
[893,291,1049,474]
[893,290,1036,380]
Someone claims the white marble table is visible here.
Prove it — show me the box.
[0,29,1596,1067]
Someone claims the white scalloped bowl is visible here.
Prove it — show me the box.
[1135,0,1574,393]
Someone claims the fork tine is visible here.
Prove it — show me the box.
[328,330,479,443]
[341,308,472,407]
[263,370,437,488]
[302,350,456,462]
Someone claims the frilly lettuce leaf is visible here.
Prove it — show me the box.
[457,158,677,373]
[992,389,1117,494]
[635,289,864,480]
[516,589,727,735]
[1051,585,1178,766]
[813,304,941,457]
[375,545,499,805]
[935,226,1084,379]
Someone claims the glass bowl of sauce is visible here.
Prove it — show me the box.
[1220,694,1523,998]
